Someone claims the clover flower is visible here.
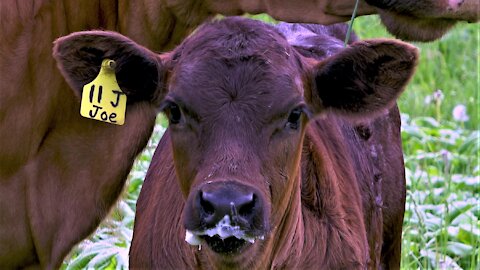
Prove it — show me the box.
[452,104,469,122]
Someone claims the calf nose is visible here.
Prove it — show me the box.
[197,182,261,228]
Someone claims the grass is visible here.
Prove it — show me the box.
[62,15,479,270]
[400,115,479,269]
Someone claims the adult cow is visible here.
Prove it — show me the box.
[0,1,212,269]
[51,17,418,268]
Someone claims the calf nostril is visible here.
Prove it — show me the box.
[199,191,215,216]
[238,194,257,217]
[198,188,260,227]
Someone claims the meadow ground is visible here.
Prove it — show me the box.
[63,15,479,270]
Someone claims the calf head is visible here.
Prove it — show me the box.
[54,17,418,263]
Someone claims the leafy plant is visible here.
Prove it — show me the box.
[401,114,479,269]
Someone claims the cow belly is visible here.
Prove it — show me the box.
[0,177,37,268]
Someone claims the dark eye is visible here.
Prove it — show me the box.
[286,107,303,130]
[166,103,182,124]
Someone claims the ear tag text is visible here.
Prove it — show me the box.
[80,59,127,125]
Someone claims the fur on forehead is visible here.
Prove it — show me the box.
[169,17,300,71]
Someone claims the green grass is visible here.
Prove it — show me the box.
[62,15,479,270]
[400,115,479,269]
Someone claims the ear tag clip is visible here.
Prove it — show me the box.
[80,59,127,125]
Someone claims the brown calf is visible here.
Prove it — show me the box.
[60,17,420,268]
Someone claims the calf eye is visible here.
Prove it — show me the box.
[166,103,182,124]
[286,107,303,130]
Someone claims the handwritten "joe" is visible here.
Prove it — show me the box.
[80,59,127,125]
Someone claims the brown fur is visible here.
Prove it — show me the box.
[206,0,479,41]
[127,18,418,269]
[279,23,407,268]
[365,0,479,41]
[0,1,212,269]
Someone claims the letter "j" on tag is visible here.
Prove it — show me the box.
[80,59,127,125]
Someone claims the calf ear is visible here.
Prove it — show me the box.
[53,31,164,103]
[307,39,418,118]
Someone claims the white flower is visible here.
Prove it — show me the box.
[440,149,452,161]
[433,89,444,102]
[452,104,469,122]
[424,89,444,105]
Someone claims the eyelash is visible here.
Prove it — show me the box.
[286,107,303,130]
[165,102,182,124]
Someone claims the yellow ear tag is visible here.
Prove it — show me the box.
[80,59,127,125]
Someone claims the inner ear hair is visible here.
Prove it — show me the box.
[308,39,418,119]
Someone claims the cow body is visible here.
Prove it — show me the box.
[119,18,418,269]
[208,0,479,41]
[0,1,211,268]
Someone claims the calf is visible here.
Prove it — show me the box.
[69,17,418,268]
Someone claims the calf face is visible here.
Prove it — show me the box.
[55,17,417,265]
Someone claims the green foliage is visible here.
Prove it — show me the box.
[63,15,479,270]
[401,114,479,269]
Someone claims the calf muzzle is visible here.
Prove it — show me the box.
[184,180,268,254]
